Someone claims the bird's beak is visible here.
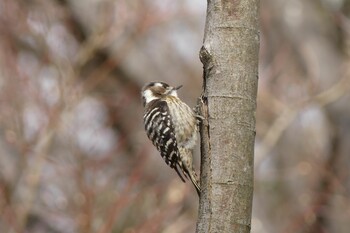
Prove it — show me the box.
[174,85,183,90]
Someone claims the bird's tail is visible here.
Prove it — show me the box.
[179,148,201,197]
[188,168,201,197]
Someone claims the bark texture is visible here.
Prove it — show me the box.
[196,0,259,232]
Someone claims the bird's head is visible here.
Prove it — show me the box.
[141,81,182,106]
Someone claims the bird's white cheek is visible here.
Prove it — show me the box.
[143,90,158,103]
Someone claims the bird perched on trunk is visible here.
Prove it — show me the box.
[141,81,200,196]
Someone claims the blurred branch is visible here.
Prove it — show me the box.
[96,160,141,233]
[283,127,341,233]
[257,68,350,166]
[55,0,145,155]
[55,0,141,89]
[13,121,56,232]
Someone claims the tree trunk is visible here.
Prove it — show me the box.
[196,0,259,232]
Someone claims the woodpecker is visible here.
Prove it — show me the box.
[141,81,200,196]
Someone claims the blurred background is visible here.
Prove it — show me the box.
[0,0,349,233]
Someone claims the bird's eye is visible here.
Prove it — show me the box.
[161,83,169,88]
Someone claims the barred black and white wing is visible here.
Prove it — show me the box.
[143,100,186,182]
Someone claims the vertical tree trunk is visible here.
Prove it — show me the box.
[196,0,259,232]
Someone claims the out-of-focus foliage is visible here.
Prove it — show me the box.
[256,1,350,233]
[0,0,349,233]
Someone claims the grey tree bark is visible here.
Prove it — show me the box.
[196,0,259,233]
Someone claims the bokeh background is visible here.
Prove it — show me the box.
[0,0,350,233]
